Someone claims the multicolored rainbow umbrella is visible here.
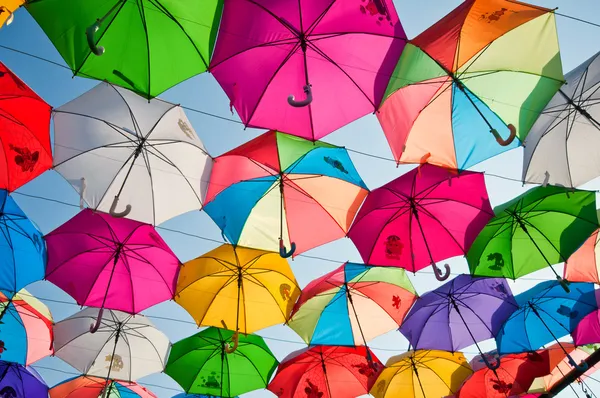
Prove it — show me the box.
[49,376,157,398]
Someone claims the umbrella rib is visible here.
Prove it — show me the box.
[417,196,493,215]
[123,248,175,299]
[208,37,299,70]
[234,349,270,386]
[304,0,336,34]
[415,204,467,254]
[138,139,157,224]
[185,276,239,326]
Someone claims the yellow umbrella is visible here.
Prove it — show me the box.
[0,0,21,27]
[371,350,473,398]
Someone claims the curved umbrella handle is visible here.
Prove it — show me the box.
[288,85,312,107]
[89,307,104,333]
[433,263,451,281]
[109,196,131,218]
[557,276,571,293]
[568,355,589,372]
[86,20,105,56]
[279,239,296,258]
[0,7,14,27]
[491,124,517,147]
[224,331,239,354]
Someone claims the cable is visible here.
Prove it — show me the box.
[555,11,600,29]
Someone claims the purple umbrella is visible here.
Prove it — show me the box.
[0,361,48,397]
[400,274,518,370]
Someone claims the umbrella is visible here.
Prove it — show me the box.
[53,308,170,382]
[400,275,517,369]
[0,289,52,365]
[52,82,212,225]
[348,164,493,280]
[0,1,21,27]
[0,361,47,397]
[172,395,237,398]
[563,224,600,283]
[165,327,277,398]
[288,262,417,346]
[209,0,406,140]
[268,345,383,398]
[45,209,180,331]
[523,51,600,187]
[371,350,472,398]
[204,130,368,257]
[467,185,598,288]
[377,0,563,170]
[26,0,223,99]
[572,308,600,346]
[0,62,52,191]
[49,375,157,398]
[0,190,45,295]
[175,244,301,338]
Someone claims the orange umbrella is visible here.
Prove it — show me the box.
[564,224,600,283]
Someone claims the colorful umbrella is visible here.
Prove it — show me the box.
[467,185,598,287]
[400,275,516,369]
[377,0,563,170]
[523,51,600,187]
[165,327,277,398]
[0,0,21,27]
[0,361,47,397]
[175,244,301,337]
[268,345,382,398]
[371,350,472,398]
[572,308,600,346]
[209,0,406,140]
[172,395,237,398]
[204,130,368,257]
[0,190,45,295]
[348,164,492,280]
[0,62,52,191]
[26,0,223,99]
[563,225,600,283]
[0,289,52,366]
[45,209,180,331]
[52,82,212,225]
[50,375,157,398]
[53,308,170,382]
[288,262,417,346]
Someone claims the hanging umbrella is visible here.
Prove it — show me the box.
[400,274,517,369]
[204,130,368,257]
[0,1,21,27]
[371,350,472,398]
[0,190,45,295]
[288,262,417,346]
[53,308,170,382]
[52,82,212,225]
[26,0,223,99]
[165,327,277,398]
[172,395,238,398]
[268,345,383,398]
[563,224,600,283]
[0,289,53,365]
[45,209,180,331]
[0,361,48,397]
[209,0,406,141]
[572,308,600,346]
[377,0,563,170]
[175,244,301,337]
[348,164,492,280]
[467,185,598,288]
[49,375,157,398]
[0,62,52,192]
[523,51,600,187]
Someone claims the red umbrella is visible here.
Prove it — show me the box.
[0,62,52,191]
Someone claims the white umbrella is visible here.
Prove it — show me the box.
[53,82,213,225]
[53,307,170,382]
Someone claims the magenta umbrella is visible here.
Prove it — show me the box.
[45,209,180,331]
[572,308,600,346]
[348,164,493,280]
[209,0,406,141]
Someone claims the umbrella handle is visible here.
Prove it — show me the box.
[484,355,501,370]
[557,276,571,293]
[279,239,296,258]
[89,307,104,333]
[109,195,131,218]
[288,85,312,107]
[568,355,589,372]
[224,331,239,354]
[86,20,105,56]
[0,7,14,27]
[433,263,451,281]
[491,124,517,147]
[417,153,431,178]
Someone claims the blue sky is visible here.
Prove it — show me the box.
[1,0,600,397]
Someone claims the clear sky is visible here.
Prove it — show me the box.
[1,0,600,397]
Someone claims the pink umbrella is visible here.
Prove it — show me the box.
[45,209,180,331]
[209,0,407,141]
[348,164,493,280]
[573,308,600,346]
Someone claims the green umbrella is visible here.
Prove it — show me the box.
[165,327,278,398]
[467,186,598,289]
[26,0,223,99]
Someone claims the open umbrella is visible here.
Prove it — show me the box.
[0,62,52,191]
[563,224,600,283]
[0,361,47,397]
[377,0,563,170]
[26,0,223,99]
[209,0,406,140]
[49,375,157,398]
[52,82,212,225]
[204,130,368,257]
[572,308,600,346]
[523,51,600,187]
[348,164,492,280]
[288,262,417,346]
[0,0,21,27]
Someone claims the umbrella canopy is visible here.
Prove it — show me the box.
[467,185,598,282]
[0,62,52,191]
[52,82,212,225]
[371,350,472,398]
[377,0,563,170]
[288,262,417,346]
[49,375,157,398]
[204,130,368,256]
[0,289,53,366]
[268,345,383,398]
[165,327,277,398]
[523,51,600,187]
[175,244,301,335]
[26,0,223,99]
[0,0,21,27]
[572,308,600,346]
[0,361,47,397]
[563,225,600,283]
[53,308,170,381]
[209,0,406,140]
[348,164,492,279]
